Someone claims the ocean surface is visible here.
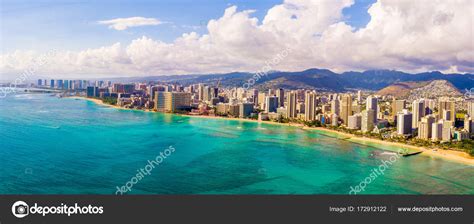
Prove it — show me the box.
[0,93,473,194]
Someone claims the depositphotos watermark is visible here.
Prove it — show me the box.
[11,201,104,219]
[242,47,292,90]
[464,88,473,99]
[115,145,176,195]
[349,148,407,195]
[0,49,56,98]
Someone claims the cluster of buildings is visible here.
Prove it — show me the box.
[396,99,474,142]
[39,79,474,143]
[37,79,112,90]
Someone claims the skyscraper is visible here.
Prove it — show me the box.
[286,91,297,118]
[331,99,340,116]
[50,79,55,88]
[162,92,191,112]
[412,99,425,129]
[203,86,211,102]
[340,94,352,125]
[431,120,443,141]
[424,99,435,115]
[418,115,435,140]
[397,109,413,135]
[154,91,166,111]
[265,96,278,113]
[442,110,452,121]
[438,100,455,122]
[258,93,267,110]
[392,99,406,119]
[442,120,453,141]
[464,115,473,133]
[467,101,474,117]
[198,84,205,101]
[86,86,99,97]
[239,103,254,118]
[366,96,377,123]
[276,88,285,107]
[348,114,362,130]
[37,79,42,86]
[361,109,375,132]
[304,91,317,121]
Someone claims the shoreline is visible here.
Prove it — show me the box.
[67,96,474,165]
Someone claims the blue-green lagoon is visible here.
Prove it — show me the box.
[0,93,472,194]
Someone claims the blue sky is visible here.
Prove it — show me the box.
[3,0,469,78]
[1,0,375,53]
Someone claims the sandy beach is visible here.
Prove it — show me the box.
[305,127,474,165]
[67,96,474,165]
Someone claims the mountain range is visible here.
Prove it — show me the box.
[105,68,474,93]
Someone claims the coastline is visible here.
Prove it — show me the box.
[67,96,474,165]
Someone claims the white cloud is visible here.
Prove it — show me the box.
[1,0,473,80]
[98,17,164,30]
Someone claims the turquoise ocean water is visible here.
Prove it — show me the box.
[0,93,472,194]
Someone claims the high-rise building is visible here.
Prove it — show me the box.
[258,92,267,110]
[357,90,362,103]
[57,80,63,89]
[331,114,339,126]
[286,91,297,118]
[203,86,211,102]
[37,79,42,86]
[431,120,443,141]
[229,104,240,117]
[265,96,278,113]
[251,89,258,105]
[296,102,305,114]
[276,88,285,108]
[304,91,317,121]
[211,87,219,99]
[239,103,254,118]
[149,86,165,100]
[418,115,435,140]
[412,99,425,129]
[198,84,205,101]
[348,114,362,130]
[424,99,435,115]
[397,109,413,135]
[442,110,453,127]
[159,92,191,112]
[366,96,378,123]
[442,120,453,142]
[438,100,455,122]
[50,79,55,88]
[392,99,406,119]
[464,115,473,133]
[361,109,375,132]
[86,86,99,98]
[268,89,275,96]
[322,104,331,114]
[113,83,135,94]
[467,101,474,117]
[352,104,362,114]
[331,99,340,116]
[154,91,166,111]
[340,94,352,125]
